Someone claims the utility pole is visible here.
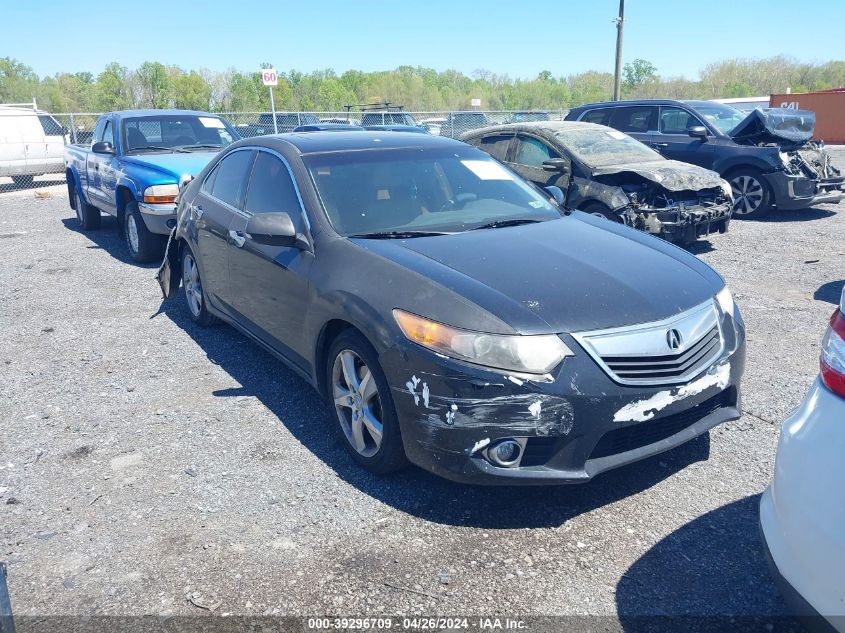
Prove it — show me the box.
[612,0,625,101]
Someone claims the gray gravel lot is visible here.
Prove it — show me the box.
[1,149,844,630]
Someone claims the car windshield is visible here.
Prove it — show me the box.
[305,147,560,236]
[687,102,748,134]
[554,127,663,168]
[123,115,237,153]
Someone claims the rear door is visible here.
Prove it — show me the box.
[0,114,26,177]
[37,115,66,173]
[192,148,256,311]
[607,105,657,146]
[20,114,48,175]
[652,105,716,168]
[226,150,313,368]
[508,134,571,193]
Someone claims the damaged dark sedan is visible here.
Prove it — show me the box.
[462,121,733,244]
[566,100,845,218]
[158,131,745,485]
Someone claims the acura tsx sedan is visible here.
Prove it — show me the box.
[157,131,746,485]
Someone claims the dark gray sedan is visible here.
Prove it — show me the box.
[157,131,745,485]
[463,121,734,245]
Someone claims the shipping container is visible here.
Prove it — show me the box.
[769,88,845,144]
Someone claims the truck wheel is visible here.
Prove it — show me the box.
[73,188,101,230]
[728,168,772,218]
[123,201,163,263]
[181,244,217,326]
[12,175,34,188]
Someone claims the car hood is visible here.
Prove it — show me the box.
[591,160,724,191]
[729,108,815,144]
[123,151,220,180]
[353,214,723,334]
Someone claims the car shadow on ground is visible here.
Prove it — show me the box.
[746,207,837,223]
[684,239,717,256]
[157,296,712,529]
[60,217,158,268]
[616,495,809,633]
[814,280,844,306]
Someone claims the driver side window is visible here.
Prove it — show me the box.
[659,107,703,134]
[513,136,560,168]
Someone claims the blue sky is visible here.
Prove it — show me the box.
[6,0,844,79]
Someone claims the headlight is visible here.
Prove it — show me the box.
[143,184,179,204]
[719,179,733,200]
[393,309,573,375]
[715,286,735,318]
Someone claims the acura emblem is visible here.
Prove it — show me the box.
[666,329,683,350]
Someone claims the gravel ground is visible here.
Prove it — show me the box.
[1,149,844,631]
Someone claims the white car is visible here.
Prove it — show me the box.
[0,105,66,187]
[760,287,845,631]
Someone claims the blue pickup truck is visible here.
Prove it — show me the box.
[64,109,240,262]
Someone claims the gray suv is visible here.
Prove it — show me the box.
[566,99,844,218]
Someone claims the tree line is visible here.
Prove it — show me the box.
[1,56,843,113]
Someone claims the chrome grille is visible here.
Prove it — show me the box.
[603,325,721,381]
[572,300,725,386]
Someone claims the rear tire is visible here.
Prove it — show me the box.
[728,168,772,219]
[325,329,407,475]
[12,175,34,188]
[123,201,163,263]
[73,187,101,230]
[180,244,217,326]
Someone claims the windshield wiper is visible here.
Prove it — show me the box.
[469,218,545,231]
[176,144,223,151]
[348,230,450,239]
[129,146,189,153]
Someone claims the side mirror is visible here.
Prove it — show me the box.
[542,158,570,173]
[544,185,565,207]
[246,212,298,247]
[92,141,115,155]
[688,126,708,139]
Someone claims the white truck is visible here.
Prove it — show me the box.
[0,102,67,187]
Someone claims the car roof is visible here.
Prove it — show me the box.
[240,131,467,155]
[107,109,219,118]
[464,120,609,137]
[571,99,686,110]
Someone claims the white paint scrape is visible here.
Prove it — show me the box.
[613,363,731,423]
[528,400,542,419]
[469,438,491,454]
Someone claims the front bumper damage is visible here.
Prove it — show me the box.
[381,303,746,485]
[767,142,845,210]
[625,201,732,244]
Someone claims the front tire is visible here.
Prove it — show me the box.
[326,330,407,475]
[728,168,772,218]
[124,201,163,263]
[181,245,216,326]
[73,187,101,230]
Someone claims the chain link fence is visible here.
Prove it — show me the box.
[0,109,569,194]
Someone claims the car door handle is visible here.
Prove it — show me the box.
[652,143,668,149]
[228,229,246,248]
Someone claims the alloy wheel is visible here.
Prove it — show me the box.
[730,175,764,215]
[182,252,203,318]
[331,349,384,457]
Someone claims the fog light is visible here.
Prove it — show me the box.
[166,219,176,229]
[488,439,522,467]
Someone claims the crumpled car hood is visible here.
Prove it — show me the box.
[591,160,725,191]
[730,108,815,144]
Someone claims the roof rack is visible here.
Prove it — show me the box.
[343,101,405,114]
[0,99,38,110]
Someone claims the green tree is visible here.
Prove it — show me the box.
[135,61,170,108]
[95,63,130,111]
[0,57,38,103]
[171,71,211,110]
[622,59,658,95]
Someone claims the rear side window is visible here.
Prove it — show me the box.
[244,152,303,229]
[659,106,702,134]
[211,150,255,208]
[475,134,513,161]
[580,108,611,126]
[514,136,560,167]
[38,115,64,136]
[609,106,656,133]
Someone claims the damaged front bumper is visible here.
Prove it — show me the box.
[767,171,845,211]
[632,202,732,245]
[381,307,746,485]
